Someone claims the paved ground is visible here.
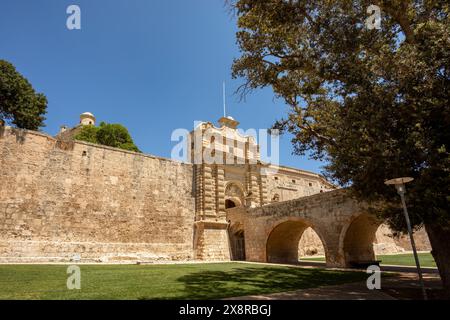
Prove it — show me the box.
[227,281,396,300]
[297,260,439,274]
[227,263,443,300]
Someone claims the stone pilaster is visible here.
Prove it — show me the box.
[194,164,204,220]
[258,168,268,206]
[215,166,226,217]
[249,166,261,207]
[203,164,215,218]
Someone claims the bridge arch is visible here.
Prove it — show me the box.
[340,212,382,267]
[266,217,327,264]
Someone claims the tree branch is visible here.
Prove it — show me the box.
[374,0,416,44]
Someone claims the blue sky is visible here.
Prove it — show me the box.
[0,0,325,173]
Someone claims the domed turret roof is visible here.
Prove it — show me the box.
[80,112,95,118]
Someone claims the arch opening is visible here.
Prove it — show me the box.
[298,227,326,260]
[266,220,325,264]
[343,213,381,267]
[225,182,245,209]
[225,199,237,209]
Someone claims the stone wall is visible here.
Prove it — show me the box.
[0,127,196,263]
[298,227,325,256]
[193,221,231,260]
[374,224,431,254]
[266,166,334,202]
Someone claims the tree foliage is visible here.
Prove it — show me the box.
[231,0,450,292]
[73,124,98,144]
[232,0,449,228]
[74,122,141,153]
[0,60,47,130]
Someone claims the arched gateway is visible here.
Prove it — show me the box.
[227,189,381,268]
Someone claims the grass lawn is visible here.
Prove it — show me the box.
[301,252,436,268]
[0,262,369,300]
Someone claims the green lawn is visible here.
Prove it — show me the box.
[0,262,369,300]
[301,252,436,268]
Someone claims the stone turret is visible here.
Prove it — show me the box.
[56,112,96,140]
[80,112,96,126]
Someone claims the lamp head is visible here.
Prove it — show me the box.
[385,177,414,196]
[395,183,406,195]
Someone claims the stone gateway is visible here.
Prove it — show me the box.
[0,114,430,265]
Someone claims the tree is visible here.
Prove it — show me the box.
[74,121,141,152]
[231,0,450,295]
[0,60,47,130]
[73,124,98,144]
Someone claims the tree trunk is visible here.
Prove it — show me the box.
[425,222,450,298]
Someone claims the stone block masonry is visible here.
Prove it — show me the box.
[0,127,196,263]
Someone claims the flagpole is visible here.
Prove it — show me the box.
[223,81,226,117]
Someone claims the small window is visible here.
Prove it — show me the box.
[309,182,313,187]
[210,136,215,143]
[82,151,87,156]
[292,179,296,184]
[274,177,278,180]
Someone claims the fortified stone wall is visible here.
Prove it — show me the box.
[0,127,195,263]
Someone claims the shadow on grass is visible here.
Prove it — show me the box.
[141,265,367,300]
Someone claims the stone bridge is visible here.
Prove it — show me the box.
[226,189,381,267]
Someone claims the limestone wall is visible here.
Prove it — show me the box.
[0,127,195,263]
[373,224,431,254]
[266,166,334,203]
[298,227,325,256]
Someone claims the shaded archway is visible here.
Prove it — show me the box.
[342,213,381,267]
[266,219,325,264]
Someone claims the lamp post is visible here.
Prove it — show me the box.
[385,177,428,300]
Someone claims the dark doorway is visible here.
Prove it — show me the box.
[225,199,236,209]
[230,231,246,261]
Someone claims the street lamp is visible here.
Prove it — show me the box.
[385,177,428,300]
